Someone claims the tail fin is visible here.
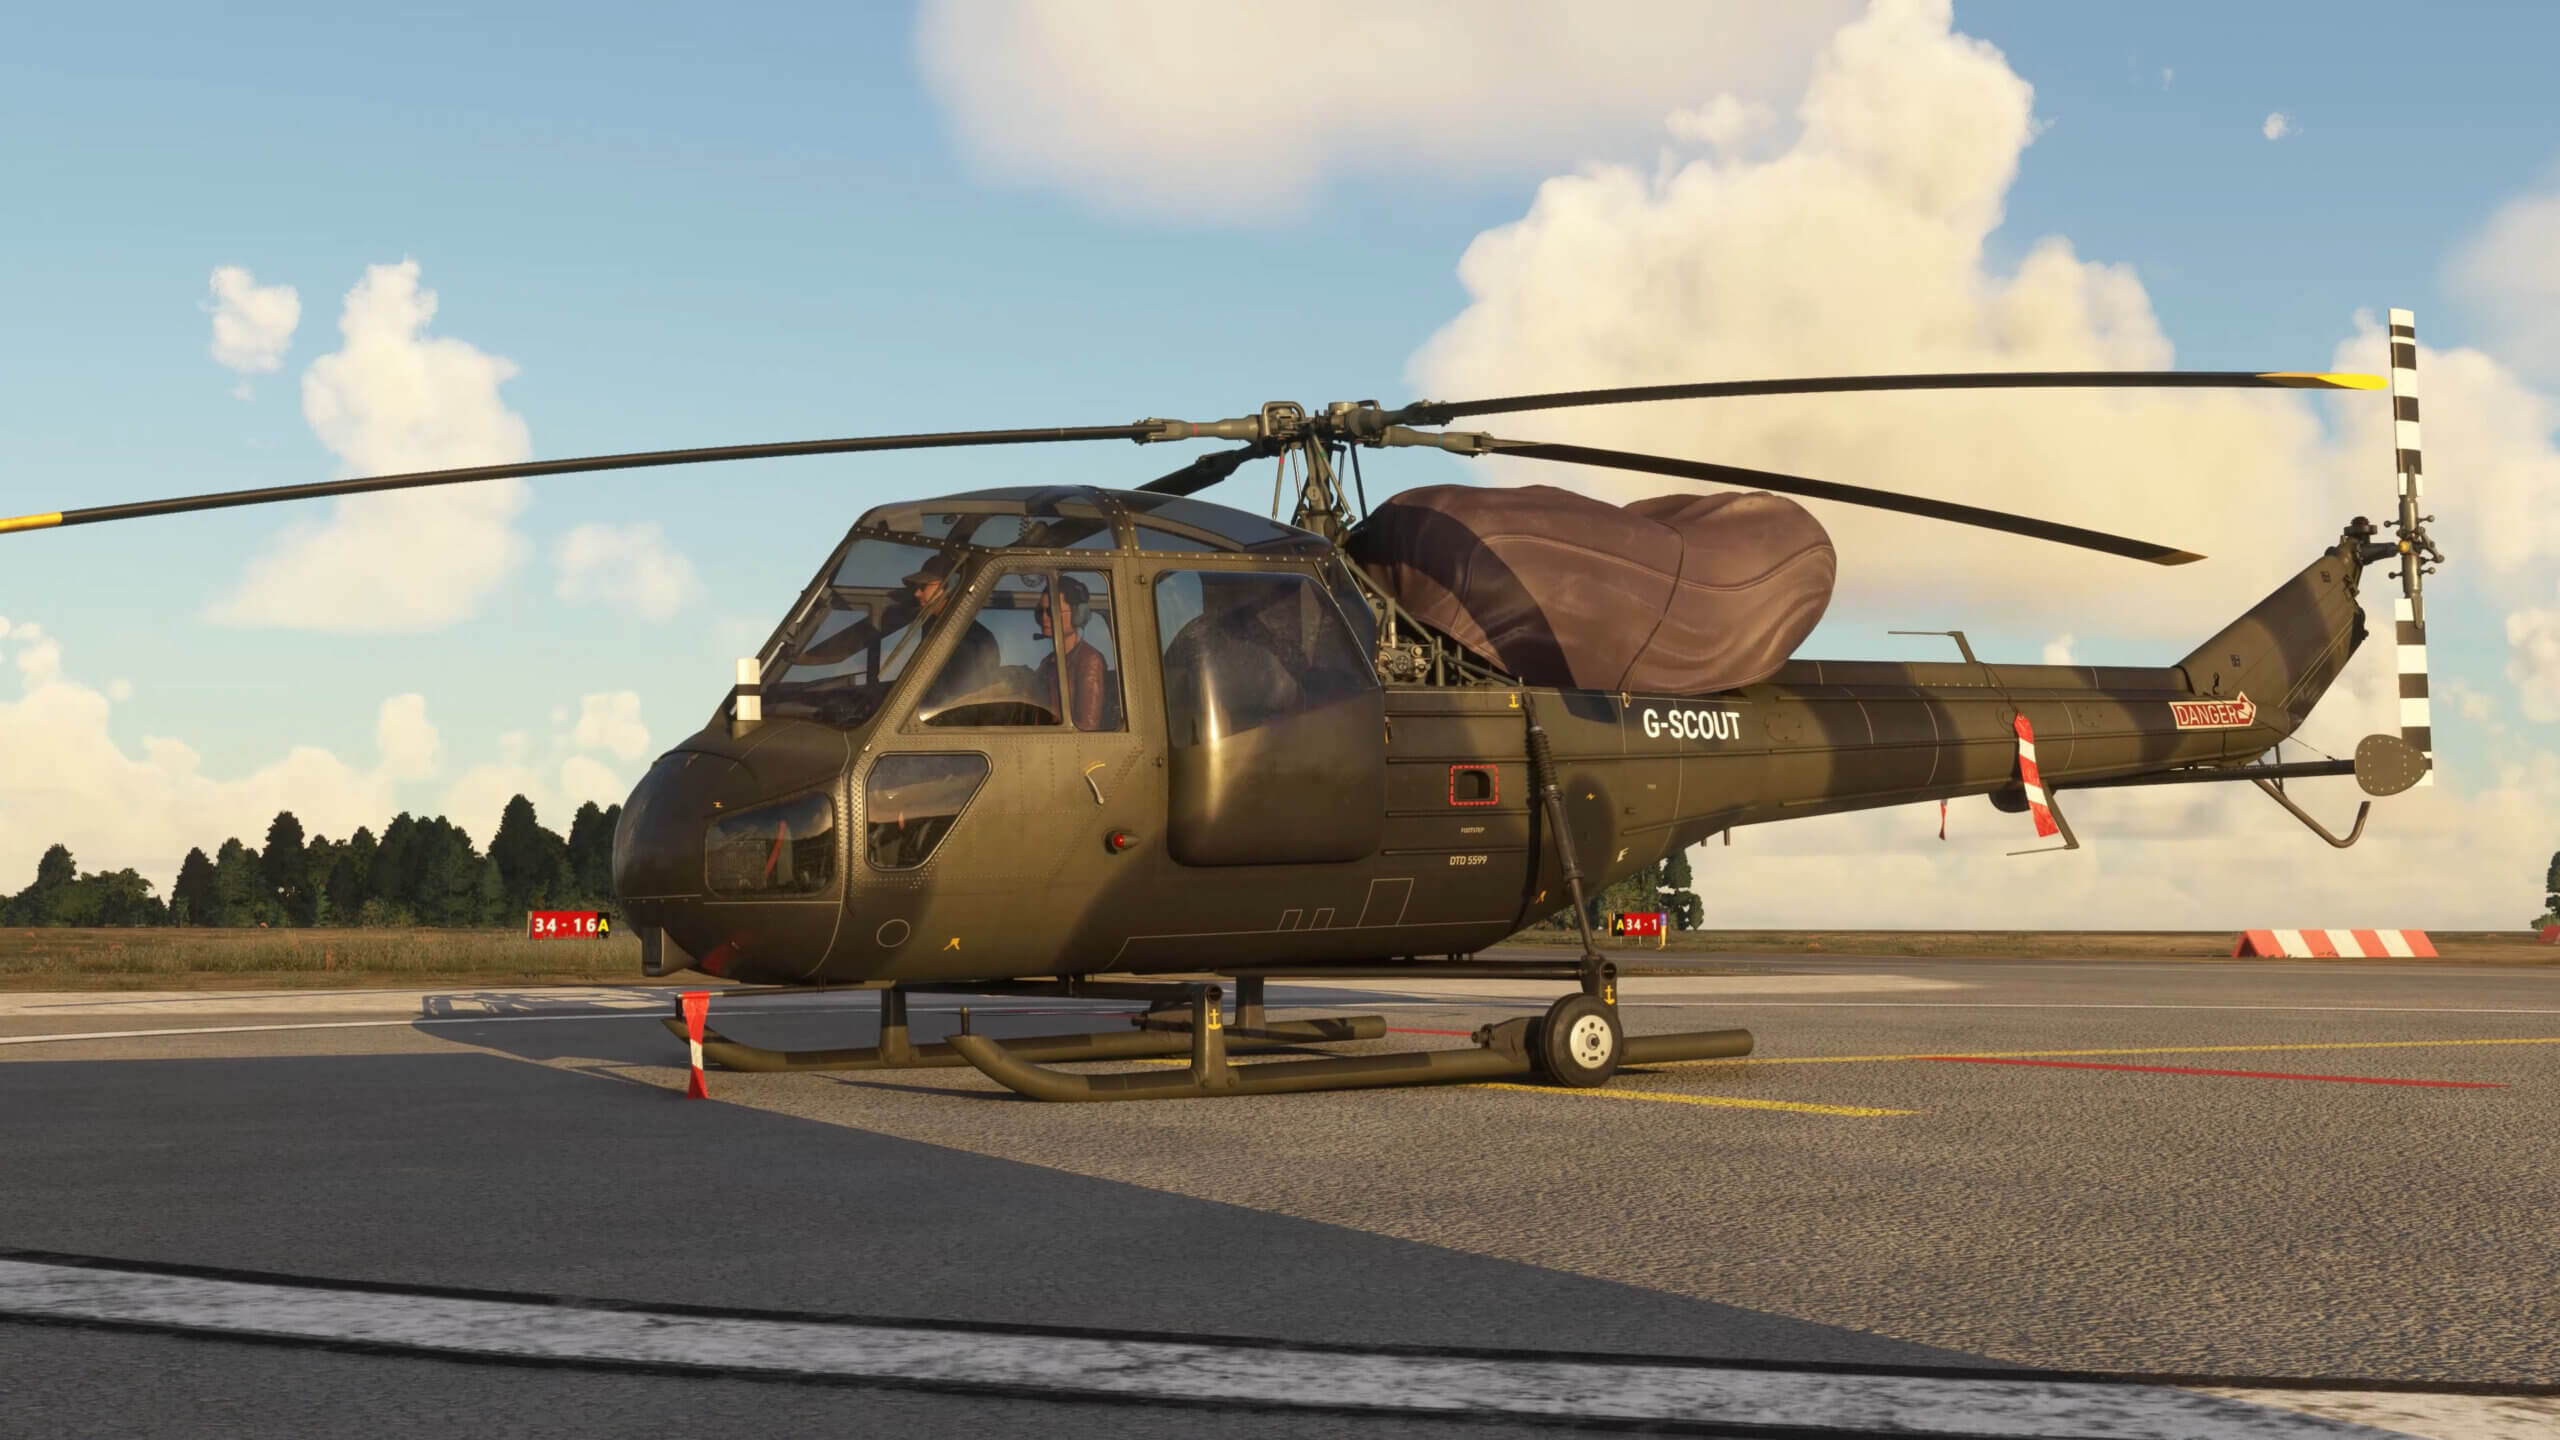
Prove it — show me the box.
[2176,542,2368,740]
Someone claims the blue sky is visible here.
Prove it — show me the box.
[3,0,2556,923]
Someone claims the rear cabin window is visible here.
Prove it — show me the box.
[1153,570,1375,747]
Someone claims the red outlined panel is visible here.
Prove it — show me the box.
[1448,764,1499,806]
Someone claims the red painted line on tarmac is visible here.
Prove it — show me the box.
[1388,1027,1477,1037]
[1923,1056,2504,1088]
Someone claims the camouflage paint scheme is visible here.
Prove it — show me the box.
[613,490,2366,986]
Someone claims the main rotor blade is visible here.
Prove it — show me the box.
[1486,439,2204,565]
[1138,440,1280,497]
[1393,370,2384,427]
[0,424,1164,536]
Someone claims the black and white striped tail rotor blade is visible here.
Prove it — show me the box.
[2387,308,2432,786]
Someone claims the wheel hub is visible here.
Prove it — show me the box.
[1567,1013,1615,1068]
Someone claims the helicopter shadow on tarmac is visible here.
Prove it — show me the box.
[405,989,1241,1098]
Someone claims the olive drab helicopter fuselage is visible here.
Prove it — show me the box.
[607,483,2396,993]
[6,327,2444,1099]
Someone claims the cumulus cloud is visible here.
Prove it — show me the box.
[437,704,653,842]
[205,266,300,395]
[914,0,1858,220]
[559,755,627,813]
[208,261,532,633]
[0,625,443,893]
[1408,0,2359,634]
[1665,96,1776,156]
[2262,111,2295,141]
[440,753,632,845]
[570,691,650,761]
[1394,0,2560,925]
[555,522,702,622]
[2509,601,2560,723]
[2447,180,2560,385]
[377,692,441,781]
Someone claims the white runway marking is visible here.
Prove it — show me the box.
[9,998,2560,1049]
[0,1258,2411,1438]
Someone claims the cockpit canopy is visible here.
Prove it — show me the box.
[757,487,1334,728]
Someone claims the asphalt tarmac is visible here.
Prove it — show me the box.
[2,949,2555,1438]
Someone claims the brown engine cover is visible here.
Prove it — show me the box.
[1347,484,1836,694]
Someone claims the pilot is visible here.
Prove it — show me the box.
[903,553,1001,705]
[1033,575,1111,730]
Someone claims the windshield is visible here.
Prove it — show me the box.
[762,537,962,728]
[856,488,1117,550]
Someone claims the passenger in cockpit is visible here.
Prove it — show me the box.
[1034,575,1109,731]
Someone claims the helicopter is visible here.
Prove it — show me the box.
[2,310,2443,1101]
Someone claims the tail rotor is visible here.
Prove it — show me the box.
[2385,309,2443,786]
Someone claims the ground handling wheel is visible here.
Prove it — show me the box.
[1535,993,1623,1087]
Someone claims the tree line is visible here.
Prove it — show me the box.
[1533,850,1707,933]
[1,796,621,929]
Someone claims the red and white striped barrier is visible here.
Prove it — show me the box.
[2013,714,2057,838]
[2233,929,2436,959]
[680,989,711,1098]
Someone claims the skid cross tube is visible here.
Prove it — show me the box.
[662,982,1385,1074]
[946,1018,1755,1102]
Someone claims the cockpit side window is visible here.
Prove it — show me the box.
[763,538,961,729]
[915,568,1125,730]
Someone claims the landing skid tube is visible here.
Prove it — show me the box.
[948,982,1755,1103]
[659,980,1386,1074]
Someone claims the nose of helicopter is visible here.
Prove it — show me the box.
[612,717,855,978]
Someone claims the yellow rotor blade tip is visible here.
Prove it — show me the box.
[2257,371,2387,390]
[0,511,64,535]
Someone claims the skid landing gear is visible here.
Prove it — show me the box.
[665,970,1751,1101]
[946,969,1751,1103]
[658,977,1386,1074]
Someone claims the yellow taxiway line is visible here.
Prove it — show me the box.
[1673,1035,2560,1066]
[1471,1082,1911,1116]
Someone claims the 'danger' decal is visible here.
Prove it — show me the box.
[2169,693,2257,729]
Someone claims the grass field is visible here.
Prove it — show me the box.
[0,927,649,991]
[3,924,2549,992]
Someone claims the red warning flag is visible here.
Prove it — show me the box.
[2013,714,2058,838]
[679,990,711,1099]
